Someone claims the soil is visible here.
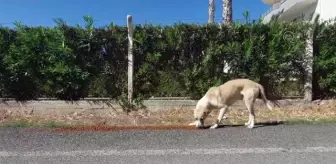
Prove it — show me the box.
[1,100,336,131]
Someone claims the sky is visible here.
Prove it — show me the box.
[0,0,271,28]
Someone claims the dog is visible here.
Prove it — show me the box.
[189,78,276,129]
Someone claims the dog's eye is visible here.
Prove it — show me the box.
[200,118,204,124]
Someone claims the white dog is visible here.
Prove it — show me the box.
[189,78,275,129]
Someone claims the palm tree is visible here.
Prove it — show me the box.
[208,0,215,24]
[222,0,232,25]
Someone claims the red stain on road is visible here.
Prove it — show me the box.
[49,125,200,132]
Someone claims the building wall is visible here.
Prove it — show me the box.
[314,0,336,22]
[280,4,317,21]
[262,0,336,23]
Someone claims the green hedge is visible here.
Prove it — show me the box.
[0,16,335,100]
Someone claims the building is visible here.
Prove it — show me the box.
[261,0,336,23]
[260,0,336,101]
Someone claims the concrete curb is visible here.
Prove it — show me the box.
[0,98,332,112]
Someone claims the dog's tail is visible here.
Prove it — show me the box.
[257,84,274,110]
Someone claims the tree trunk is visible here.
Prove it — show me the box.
[222,0,232,73]
[208,0,215,24]
[222,0,232,25]
[127,15,134,103]
[304,27,313,102]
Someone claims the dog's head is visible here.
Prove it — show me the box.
[190,106,211,128]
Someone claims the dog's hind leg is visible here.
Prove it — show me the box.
[210,106,228,129]
[242,89,258,129]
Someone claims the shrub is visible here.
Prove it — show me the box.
[0,16,335,101]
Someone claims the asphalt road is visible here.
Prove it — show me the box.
[1,124,336,164]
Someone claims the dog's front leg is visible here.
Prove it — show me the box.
[222,107,230,120]
[210,106,228,129]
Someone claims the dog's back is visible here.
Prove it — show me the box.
[217,79,261,104]
[221,78,259,89]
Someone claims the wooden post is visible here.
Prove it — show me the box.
[208,0,215,24]
[127,15,134,103]
[304,26,313,102]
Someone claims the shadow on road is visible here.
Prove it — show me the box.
[200,120,284,129]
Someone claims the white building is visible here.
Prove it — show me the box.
[261,0,336,23]
[261,0,336,101]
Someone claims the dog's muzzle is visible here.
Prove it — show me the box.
[194,118,204,128]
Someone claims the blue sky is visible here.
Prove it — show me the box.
[0,0,271,27]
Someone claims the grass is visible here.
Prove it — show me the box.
[0,119,71,128]
[283,118,336,125]
[0,119,34,128]
[39,121,71,128]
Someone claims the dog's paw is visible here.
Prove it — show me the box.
[244,122,250,126]
[247,125,254,129]
[210,124,219,129]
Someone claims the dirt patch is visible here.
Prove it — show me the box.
[1,100,336,130]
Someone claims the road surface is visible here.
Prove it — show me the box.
[1,124,336,164]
